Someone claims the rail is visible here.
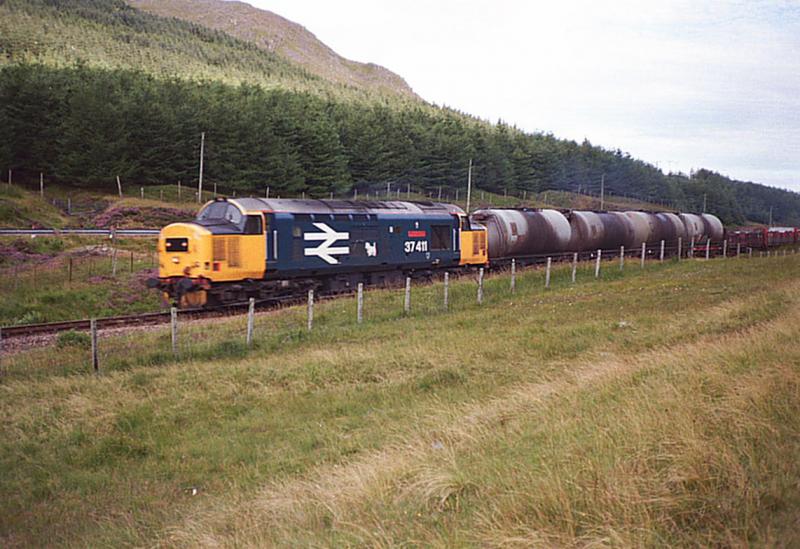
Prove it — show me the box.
[0,228,159,236]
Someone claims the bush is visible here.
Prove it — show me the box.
[56,330,91,349]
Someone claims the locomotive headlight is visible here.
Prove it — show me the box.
[171,257,180,264]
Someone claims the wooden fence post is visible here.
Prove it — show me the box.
[690,237,695,258]
[357,282,364,323]
[170,307,178,355]
[659,240,665,262]
[39,172,44,198]
[111,248,117,277]
[677,237,682,260]
[443,272,449,310]
[90,319,99,373]
[545,257,552,288]
[640,242,646,268]
[619,246,625,270]
[477,267,484,304]
[571,252,578,283]
[130,251,134,272]
[404,277,411,314]
[510,259,516,292]
[116,175,123,198]
[595,249,602,278]
[307,289,314,330]
[705,238,711,260]
[246,297,255,346]
[749,247,752,259]
[140,187,144,199]
[736,242,741,257]
[68,257,73,283]
[722,239,728,258]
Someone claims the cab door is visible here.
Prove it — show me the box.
[237,213,267,279]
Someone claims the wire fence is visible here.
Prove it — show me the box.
[2,240,797,380]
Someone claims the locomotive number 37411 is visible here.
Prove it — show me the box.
[404,240,428,253]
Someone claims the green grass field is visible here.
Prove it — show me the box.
[1,252,799,547]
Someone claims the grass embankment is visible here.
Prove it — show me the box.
[0,235,160,325]
[1,253,799,546]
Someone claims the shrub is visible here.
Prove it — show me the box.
[56,330,91,349]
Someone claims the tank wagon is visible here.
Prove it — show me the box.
[151,197,487,307]
[471,208,724,261]
[470,208,571,260]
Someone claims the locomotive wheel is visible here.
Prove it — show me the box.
[179,290,208,308]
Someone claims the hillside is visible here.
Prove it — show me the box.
[0,0,403,102]
[2,254,799,545]
[127,0,417,99]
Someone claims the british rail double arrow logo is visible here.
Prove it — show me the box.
[304,223,349,264]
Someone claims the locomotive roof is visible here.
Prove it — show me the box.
[226,197,465,216]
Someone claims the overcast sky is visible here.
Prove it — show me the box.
[247,0,800,191]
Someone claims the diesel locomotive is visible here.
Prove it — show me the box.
[151,196,727,307]
[150,197,488,307]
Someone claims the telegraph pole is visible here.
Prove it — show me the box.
[600,173,605,210]
[198,131,205,203]
[465,158,473,213]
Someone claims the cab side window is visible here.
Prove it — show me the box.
[243,215,263,235]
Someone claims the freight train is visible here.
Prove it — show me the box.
[150,196,763,307]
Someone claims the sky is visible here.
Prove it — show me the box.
[246,0,800,191]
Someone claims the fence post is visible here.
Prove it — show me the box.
[477,267,484,304]
[90,319,99,373]
[111,248,118,277]
[246,297,255,346]
[659,240,665,262]
[722,239,728,258]
[571,252,578,283]
[690,237,695,258]
[737,242,741,257]
[510,259,516,292]
[170,307,178,355]
[705,238,711,260]
[307,289,314,330]
[595,249,602,278]
[545,257,552,288]
[68,257,73,283]
[443,272,449,309]
[404,277,411,314]
[39,172,44,198]
[130,251,134,272]
[619,246,625,270]
[640,242,646,268]
[749,247,752,259]
[357,282,364,323]
[677,237,682,261]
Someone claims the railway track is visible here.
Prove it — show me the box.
[0,291,346,339]
[0,301,267,338]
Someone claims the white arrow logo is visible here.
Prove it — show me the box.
[304,222,349,264]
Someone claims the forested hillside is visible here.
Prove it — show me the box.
[127,0,417,99]
[0,0,798,225]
